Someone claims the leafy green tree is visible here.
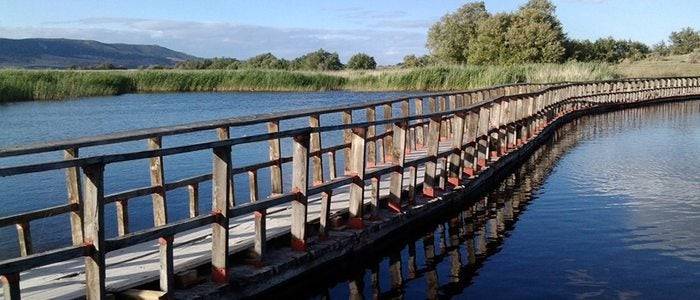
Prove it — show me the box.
[426,2,489,63]
[401,54,433,68]
[669,27,700,55]
[468,13,511,64]
[291,49,344,71]
[346,53,377,70]
[651,41,671,56]
[504,0,566,64]
[243,53,289,69]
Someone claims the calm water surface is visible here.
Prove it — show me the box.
[264,101,700,299]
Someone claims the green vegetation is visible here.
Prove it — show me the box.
[0,62,620,102]
[346,53,377,70]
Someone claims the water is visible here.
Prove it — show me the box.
[263,100,700,299]
[0,91,422,258]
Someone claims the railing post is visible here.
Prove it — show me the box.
[348,127,367,229]
[15,222,32,257]
[309,114,324,185]
[215,128,235,208]
[248,169,265,263]
[291,134,310,250]
[64,148,84,245]
[147,137,174,294]
[115,199,129,236]
[342,110,353,174]
[267,120,283,195]
[414,98,425,148]
[448,111,467,187]
[388,119,408,212]
[366,107,377,167]
[423,115,442,197]
[463,110,479,177]
[383,103,393,163]
[211,144,231,283]
[188,183,199,218]
[475,106,490,171]
[1,273,20,300]
[488,101,501,160]
[82,162,106,299]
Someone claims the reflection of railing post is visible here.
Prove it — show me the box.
[348,127,367,229]
[82,162,106,299]
[291,133,310,250]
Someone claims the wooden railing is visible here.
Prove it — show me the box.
[0,77,699,299]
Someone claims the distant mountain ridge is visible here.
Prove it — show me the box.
[0,38,198,69]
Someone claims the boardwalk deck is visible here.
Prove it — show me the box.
[7,142,452,300]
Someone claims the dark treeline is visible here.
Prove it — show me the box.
[175,49,377,71]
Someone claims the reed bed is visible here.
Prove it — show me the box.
[0,62,624,102]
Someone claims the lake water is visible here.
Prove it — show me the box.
[262,100,700,299]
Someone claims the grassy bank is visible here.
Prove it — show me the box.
[1,60,695,103]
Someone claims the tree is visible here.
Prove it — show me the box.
[346,53,377,70]
[468,13,511,64]
[426,2,489,63]
[669,27,700,55]
[651,41,671,56]
[504,0,566,64]
[243,53,289,69]
[291,49,344,71]
[401,54,432,68]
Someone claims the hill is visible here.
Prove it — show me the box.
[0,38,198,69]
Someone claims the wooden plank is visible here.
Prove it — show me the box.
[476,106,490,171]
[463,110,479,177]
[147,137,173,293]
[448,112,466,186]
[16,221,32,257]
[215,128,235,208]
[267,121,283,195]
[158,236,174,294]
[388,120,408,212]
[116,199,129,236]
[64,148,84,246]
[488,102,502,160]
[414,98,425,147]
[121,289,167,300]
[327,151,337,180]
[291,134,310,251]
[347,127,367,229]
[248,169,265,261]
[82,163,106,299]
[342,110,353,174]
[319,190,332,238]
[1,273,20,300]
[211,145,231,283]
[366,107,377,167]
[187,184,199,218]
[423,115,441,197]
[383,103,393,163]
[0,203,75,228]
[309,114,324,185]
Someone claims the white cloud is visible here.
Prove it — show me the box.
[0,18,429,64]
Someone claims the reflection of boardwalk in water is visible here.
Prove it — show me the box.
[266,100,700,299]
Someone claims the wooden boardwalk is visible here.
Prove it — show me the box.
[1,77,698,300]
[7,143,450,300]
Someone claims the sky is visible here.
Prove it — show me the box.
[1,0,699,65]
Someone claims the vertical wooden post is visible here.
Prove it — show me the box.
[407,166,417,205]
[215,128,235,208]
[498,99,509,156]
[307,114,325,187]
[15,222,32,257]
[248,170,265,262]
[64,148,83,245]
[388,119,408,212]
[1,273,20,300]
[383,103,393,163]
[347,127,367,229]
[414,98,425,148]
[448,112,466,187]
[267,120,283,195]
[488,102,501,160]
[342,110,353,174]
[327,151,337,180]
[147,137,173,293]
[82,163,106,299]
[319,189,333,239]
[475,106,490,171]
[463,110,479,177]
[115,199,129,236]
[423,115,442,198]
[211,144,231,283]
[366,107,377,167]
[439,96,448,139]
[291,134,310,250]
[369,176,380,218]
[187,183,199,218]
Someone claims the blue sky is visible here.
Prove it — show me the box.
[1,0,699,64]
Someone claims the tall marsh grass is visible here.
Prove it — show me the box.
[0,62,619,102]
